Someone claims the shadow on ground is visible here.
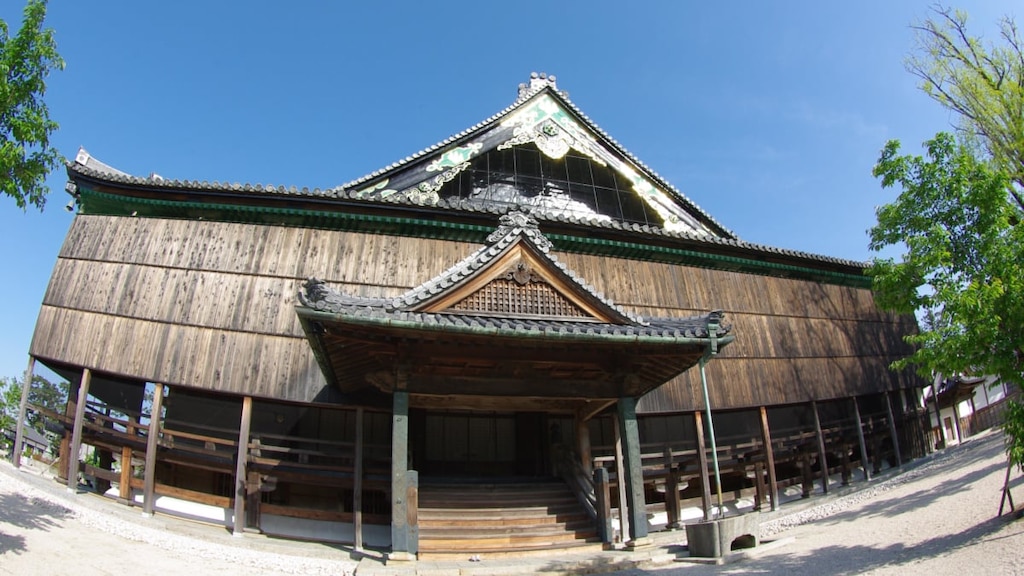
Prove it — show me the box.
[0,492,73,556]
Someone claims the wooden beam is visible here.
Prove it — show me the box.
[410,393,584,413]
[693,410,712,521]
[759,406,779,511]
[617,397,648,544]
[67,368,92,493]
[577,399,616,423]
[12,356,36,469]
[852,396,871,482]
[233,395,253,536]
[354,407,364,551]
[142,383,165,517]
[811,400,829,495]
[884,391,903,467]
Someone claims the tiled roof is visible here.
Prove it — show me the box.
[68,153,866,271]
[298,210,732,342]
[66,73,870,271]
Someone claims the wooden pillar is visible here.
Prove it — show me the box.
[67,368,92,493]
[354,407,364,551]
[594,467,613,544]
[142,383,165,517]
[616,397,648,544]
[952,399,964,444]
[576,415,593,477]
[390,389,413,558]
[930,381,944,449]
[906,387,927,456]
[759,406,779,511]
[612,413,630,542]
[232,396,253,536]
[663,445,680,528]
[693,410,712,521]
[119,417,136,502]
[811,400,829,495]
[12,356,36,468]
[884,391,903,467]
[852,397,870,481]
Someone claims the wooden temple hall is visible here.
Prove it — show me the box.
[16,73,926,558]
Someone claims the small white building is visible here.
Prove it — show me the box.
[922,375,1013,447]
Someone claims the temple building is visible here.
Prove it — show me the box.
[17,73,925,559]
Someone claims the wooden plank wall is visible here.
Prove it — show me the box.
[556,253,921,411]
[30,214,920,409]
[30,215,476,402]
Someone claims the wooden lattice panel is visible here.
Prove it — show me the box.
[446,278,591,318]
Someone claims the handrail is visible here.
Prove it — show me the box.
[552,444,597,520]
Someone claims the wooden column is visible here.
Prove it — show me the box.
[12,356,36,468]
[612,413,630,542]
[354,407,364,551]
[811,400,829,495]
[616,397,648,544]
[906,388,928,456]
[67,368,92,493]
[930,381,944,449]
[952,399,964,444]
[663,445,680,528]
[142,383,165,517]
[693,410,712,521]
[390,389,413,558]
[119,417,136,502]
[232,396,253,536]
[576,414,593,477]
[884,391,903,467]
[851,397,870,481]
[593,467,613,544]
[759,406,779,511]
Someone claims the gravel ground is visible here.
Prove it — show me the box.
[1,430,1022,576]
[633,429,1024,576]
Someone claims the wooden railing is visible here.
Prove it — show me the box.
[552,444,597,520]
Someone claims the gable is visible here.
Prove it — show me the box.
[418,240,618,322]
[352,88,725,239]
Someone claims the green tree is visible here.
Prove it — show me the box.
[0,0,64,210]
[0,374,68,447]
[908,6,1024,207]
[870,133,1024,468]
[874,5,1024,472]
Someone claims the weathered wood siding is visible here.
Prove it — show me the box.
[30,215,475,402]
[556,253,920,411]
[30,214,919,408]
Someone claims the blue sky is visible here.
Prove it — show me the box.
[0,0,1018,382]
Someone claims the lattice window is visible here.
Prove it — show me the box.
[447,278,590,318]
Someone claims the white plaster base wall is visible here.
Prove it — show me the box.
[108,487,391,547]
[259,514,391,548]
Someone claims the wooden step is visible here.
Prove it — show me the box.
[417,480,598,556]
[419,512,587,527]
[420,519,594,537]
[417,539,606,561]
